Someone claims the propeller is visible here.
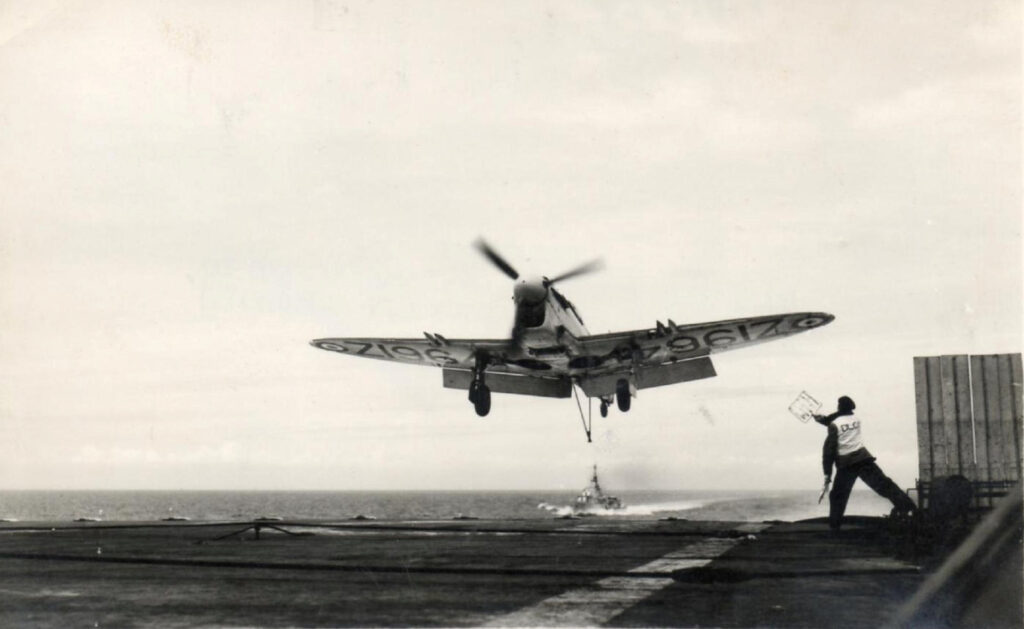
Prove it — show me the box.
[475,238,603,286]
[544,258,604,286]
[474,238,603,347]
[474,239,519,280]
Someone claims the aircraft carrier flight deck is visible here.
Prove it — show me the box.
[3,513,1005,628]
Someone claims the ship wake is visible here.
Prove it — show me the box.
[538,498,720,517]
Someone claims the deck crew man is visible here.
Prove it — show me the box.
[814,396,916,530]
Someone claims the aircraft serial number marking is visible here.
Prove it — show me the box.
[315,341,458,365]
[666,318,793,353]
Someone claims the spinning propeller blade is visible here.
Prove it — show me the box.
[475,239,519,280]
[545,258,604,286]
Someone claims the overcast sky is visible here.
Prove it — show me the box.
[1,0,1019,491]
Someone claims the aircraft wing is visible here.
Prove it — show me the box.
[311,312,833,399]
[576,312,834,369]
[311,336,574,398]
[310,336,508,370]
[571,312,832,397]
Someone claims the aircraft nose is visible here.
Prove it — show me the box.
[514,280,547,304]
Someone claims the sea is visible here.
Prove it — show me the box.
[0,489,897,524]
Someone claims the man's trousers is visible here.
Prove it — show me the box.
[829,458,916,529]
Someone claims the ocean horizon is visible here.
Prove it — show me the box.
[0,489,898,524]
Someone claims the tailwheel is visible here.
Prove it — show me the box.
[600,400,608,418]
[473,384,491,416]
[616,379,631,412]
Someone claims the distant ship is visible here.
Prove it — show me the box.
[573,465,624,513]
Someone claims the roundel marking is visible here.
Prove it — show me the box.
[795,316,827,329]
[318,341,348,352]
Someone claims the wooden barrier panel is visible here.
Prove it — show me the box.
[915,353,1022,510]
[996,354,1021,482]
[953,355,974,479]
[927,356,948,477]
[1013,355,1024,478]
[914,357,933,483]
[983,356,1003,486]
[970,355,992,507]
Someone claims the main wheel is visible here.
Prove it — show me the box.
[473,384,491,416]
[600,401,608,418]
[616,379,631,412]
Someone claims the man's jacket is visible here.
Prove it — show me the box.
[819,412,875,475]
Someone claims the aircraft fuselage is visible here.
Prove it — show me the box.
[512,278,590,367]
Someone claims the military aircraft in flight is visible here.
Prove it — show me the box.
[311,240,834,441]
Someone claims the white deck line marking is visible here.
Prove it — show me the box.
[482,536,742,627]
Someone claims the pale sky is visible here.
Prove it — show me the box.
[1,0,1020,490]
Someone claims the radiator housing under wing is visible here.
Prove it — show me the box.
[443,369,572,398]
[577,356,717,398]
